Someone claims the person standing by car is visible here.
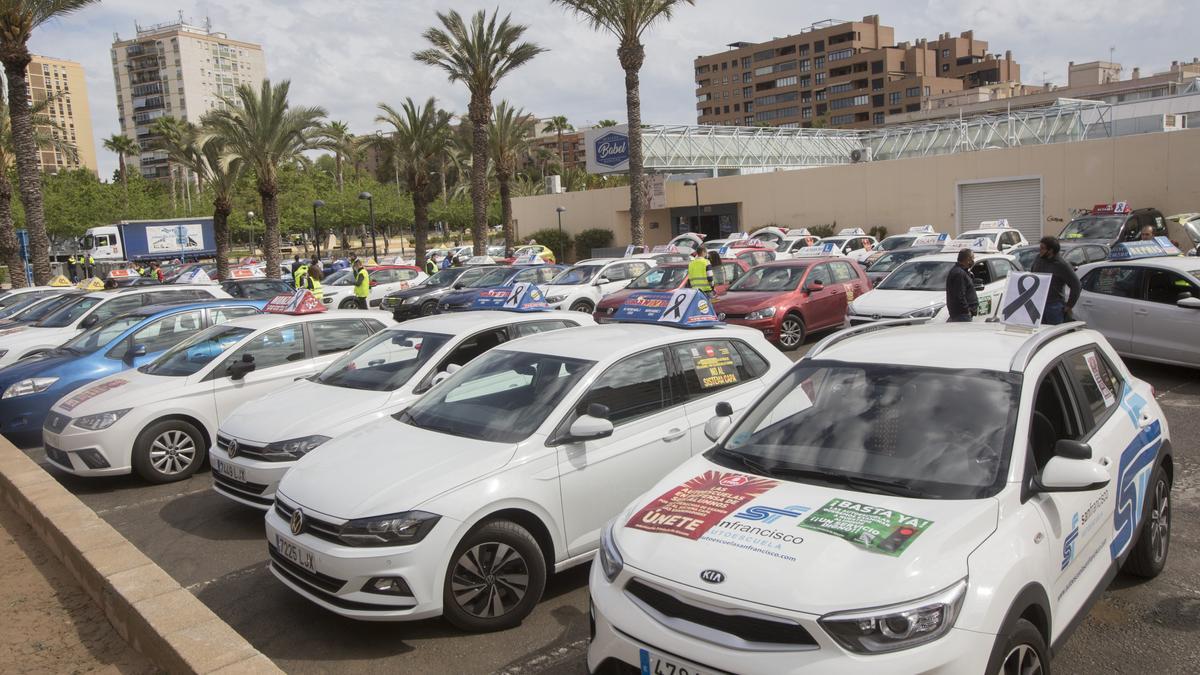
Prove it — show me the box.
[83,254,95,279]
[352,258,370,309]
[945,249,978,322]
[303,262,324,301]
[424,254,438,276]
[1031,236,1081,325]
[687,247,714,297]
[1139,224,1157,241]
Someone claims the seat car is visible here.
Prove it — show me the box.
[816,229,879,262]
[0,285,231,367]
[211,308,594,509]
[220,278,295,300]
[321,265,428,309]
[40,300,391,483]
[0,300,263,445]
[541,259,656,313]
[725,241,777,268]
[1073,248,1200,368]
[593,259,749,322]
[956,220,1028,253]
[863,245,944,286]
[589,320,1172,675]
[1059,204,1168,248]
[436,265,565,313]
[383,267,491,320]
[264,302,792,630]
[1010,242,1109,272]
[848,251,1019,325]
[714,258,869,350]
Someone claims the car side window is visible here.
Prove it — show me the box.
[209,306,259,325]
[1083,266,1143,298]
[510,320,576,338]
[713,262,741,286]
[89,294,147,323]
[1086,246,1109,263]
[1063,349,1123,426]
[988,259,1013,281]
[671,339,765,398]
[574,349,673,425]
[512,268,541,284]
[1028,363,1087,473]
[123,309,204,357]
[221,325,307,374]
[441,328,509,369]
[1145,269,1199,304]
[830,261,856,282]
[538,267,560,283]
[310,319,373,356]
[370,269,397,284]
[807,264,833,285]
[601,264,626,282]
[971,261,993,285]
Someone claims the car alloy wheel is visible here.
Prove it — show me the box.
[1150,477,1170,564]
[420,301,438,316]
[149,429,197,475]
[450,542,531,619]
[779,315,805,350]
[1000,644,1043,675]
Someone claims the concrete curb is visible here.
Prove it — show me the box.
[0,437,281,674]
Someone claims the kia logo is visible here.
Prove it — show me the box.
[700,569,725,584]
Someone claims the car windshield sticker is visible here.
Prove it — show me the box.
[1083,351,1117,407]
[691,343,738,389]
[59,379,129,412]
[626,471,778,539]
[798,499,933,557]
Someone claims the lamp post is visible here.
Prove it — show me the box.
[555,206,566,262]
[311,200,325,259]
[246,211,255,257]
[359,192,378,262]
[683,179,701,233]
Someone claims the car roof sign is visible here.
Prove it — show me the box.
[229,267,264,279]
[836,227,866,236]
[263,289,327,314]
[514,252,544,265]
[650,244,681,254]
[912,233,949,246]
[48,275,73,287]
[76,277,106,290]
[470,282,551,312]
[1153,236,1182,255]
[107,268,137,278]
[175,267,215,285]
[979,219,1010,228]
[943,236,997,252]
[796,242,839,257]
[1091,202,1131,215]
[464,255,496,266]
[613,289,721,327]
[788,227,812,236]
[1109,240,1176,260]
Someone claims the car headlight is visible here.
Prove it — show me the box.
[546,295,567,304]
[744,306,778,320]
[598,520,624,582]
[2,377,59,398]
[72,408,132,431]
[258,435,330,461]
[819,579,967,654]
[338,510,441,547]
[904,304,944,318]
[400,296,416,304]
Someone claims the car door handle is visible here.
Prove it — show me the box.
[1133,308,1149,316]
[662,428,686,442]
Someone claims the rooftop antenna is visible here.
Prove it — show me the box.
[1109,46,1115,65]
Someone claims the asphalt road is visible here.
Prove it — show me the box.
[19,344,1200,675]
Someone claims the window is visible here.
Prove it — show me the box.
[873,112,885,124]
[576,349,672,425]
[830,113,855,125]
[941,63,950,73]
[89,295,146,324]
[829,82,854,94]
[440,328,509,370]
[1145,269,1199,304]
[872,94,885,107]
[310,320,372,355]
[775,75,797,87]
[830,261,857,282]
[987,259,1016,281]
[742,86,753,98]
[743,72,752,83]
[1082,266,1142,298]
[799,76,811,88]
[814,56,825,69]
[800,59,811,72]
[115,309,204,358]
[906,86,921,98]
[1064,349,1123,424]
[829,48,853,61]
[672,340,766,397]
[210,306,259,324]
[510,320,576,339]
[941,48,950,59]
[221,325,307,374]
[1029,365,1086,471]
[802,107,813,119]
[815,72,826,85]
[814,40,824,53]
[806,264,833,286]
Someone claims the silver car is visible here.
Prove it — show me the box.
[1074,256,1200,368]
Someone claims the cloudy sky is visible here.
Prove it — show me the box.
[33,0,1189,178]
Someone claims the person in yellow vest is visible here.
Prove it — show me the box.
[303,263,324,300]
[67,255,79,282]
[687,247,714,296]
[136,263,147,277]
[84,254,95,278]
[352,258,370,309]
[424,255,437,276]
[292,260,309,289]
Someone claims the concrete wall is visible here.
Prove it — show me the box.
[512,128,1200,243]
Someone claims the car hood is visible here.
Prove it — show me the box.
[614,458,996,615]
[391,285,448,301]
[0,350,86,386]
[440,289,488,305]
[851,289,941,316]
[51,368,181,416]
[541,283,587,297]
[0,325,77,352]
[714,291,786,313]
[277,419,516,520]
[221,379,403,443]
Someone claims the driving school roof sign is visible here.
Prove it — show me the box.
[470,283,551,312]
[264,290,327,314]
[613,289,721,327]
[584,125,631,174]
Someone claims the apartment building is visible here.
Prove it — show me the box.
[111,18,267,180]
[694,16,1020,129]
[27,55,98,174]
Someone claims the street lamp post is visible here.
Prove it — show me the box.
[683,179,701,233]
[311,200,325,259]
[246,211,255,257]
[359,192,378,262]
[555,206,566,262]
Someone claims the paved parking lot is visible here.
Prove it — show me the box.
[20,346,1200,674]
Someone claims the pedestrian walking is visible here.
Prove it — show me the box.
[352,259,370,310]
[945,249,978,322]
[1030,236,1081,325]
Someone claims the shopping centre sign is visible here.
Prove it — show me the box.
[585,125,630,173]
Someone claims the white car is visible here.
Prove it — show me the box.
[0,285,75,320]
[0,285,230,367]
[321,266,428,309]
[863,226,945,266]
[211,309,594,509]
[957,220,1028,253]
[590,320,1172,674]
[40,307,391,483]
[541,258,656,313]
[817,229,879,262]
[265,309,792,630]
[848,252,1019,325]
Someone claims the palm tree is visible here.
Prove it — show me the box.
[204,79,326,278]
[414,9,545,255]
[541,115,573,170]
[491,101,535,251]
[593,119,619,128]
[102,134,140,210]
[0,0,98,284]
[552,0,695,246]
[151,116,190,214]
[315,120,355,192]
[372,98,452,264]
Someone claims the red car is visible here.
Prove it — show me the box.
[713,257,869,350]
[593,258,750,322]
[724,240,777,267]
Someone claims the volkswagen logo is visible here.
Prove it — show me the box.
[226,439,239,459]
[872,314,881,320]
[290,508,305,536]
[699,569,725,584]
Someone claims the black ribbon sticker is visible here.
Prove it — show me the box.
[1002,274,1041,323]
[664,293,688,320]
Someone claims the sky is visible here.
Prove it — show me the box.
[32,0,1191,179]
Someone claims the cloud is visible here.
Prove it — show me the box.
[29,0,1192,179]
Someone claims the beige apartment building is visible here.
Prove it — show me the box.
[27,55,97,174]
[111,18,267,180]
[695,16,1020,130]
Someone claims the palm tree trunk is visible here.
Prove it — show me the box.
[413,195,429,264]
[168,165,178,215]
[468,97,491,256]
[213,198,232,281]
[119,155,129,212]
[3,57,51,284]
[619,42,647,247]
[335,154,344,192]
[556,129,564,170]
[0,173,25,288]
[499,167,514,252]
[258,183,282,279]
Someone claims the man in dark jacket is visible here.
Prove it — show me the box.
[1030,236,1081,325]
[946,249,978,322]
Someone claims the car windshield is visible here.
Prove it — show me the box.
[317,329,452,392]
[0,291,45,309]
[959,232,999,243]
[465,268,516,288]
[1013,249,1039,270]
[550,265,602,285]
[628,267,688,290]
[421,268,468,288]
[1061,216,1124,241]
[8,294,77,322]
[876,260,954,291]
[868,251,916,273]
[0,293,50,319]
[140,325,253,377]
[718,361,1017,499]
[34,295,104,327]
[399,350,594,443]
[877,236,914,251]
[513,246,541,257]
[728,266,808,292]
[327,269,355,286]
[60,314,145,354]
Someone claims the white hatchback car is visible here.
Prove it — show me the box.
[590,320,1172,675]
[817,229,880,263]
[321,266,428,309]
[957,220,1028,253]
[541,258,656,313]
[848,252,1020,325]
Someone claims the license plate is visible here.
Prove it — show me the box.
[639,649,709,675]
[275,533,316,573]
[213,458,245,483]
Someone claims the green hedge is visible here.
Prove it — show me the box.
[574,228,614,258]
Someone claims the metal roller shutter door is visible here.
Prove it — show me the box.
[957,178,1043,243]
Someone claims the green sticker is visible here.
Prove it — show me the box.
[798,498,932,557]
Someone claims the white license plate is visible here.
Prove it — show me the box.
[213,458,245,483]
[639,649,709,675]
[275,533,316,573]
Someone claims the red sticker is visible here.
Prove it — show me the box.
[59,379,129,412]
[626,471,778,540]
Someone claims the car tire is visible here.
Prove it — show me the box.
[338,298,357,310]
[1121,463,1171,578]
[442,520,547,632]
[569,300,593,313]
[778,313,806,351]
[420,300,438,316]
[132,419,206,484]
[989,618,1049,675]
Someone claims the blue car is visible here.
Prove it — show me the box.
[0,299,264,445]
[436,264,565,312]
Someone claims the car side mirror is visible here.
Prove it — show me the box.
[564,404,614,443]
[79,315,98,329]
[704,401,734,442]
[1054,439,1092,460]
[227,353,256,380]
[1177,296,1200,309]
[595,277,611,285]
[430,362,463,387]
[973,281,986,291]
[805,280,824,292]
[453,282,465,290]
[124,343,147,364]
[1036,456,1109,492]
